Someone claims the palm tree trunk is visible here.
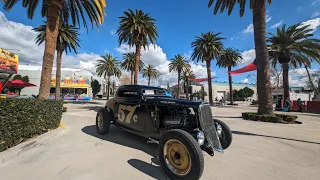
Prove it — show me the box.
[228,66,233,104]
[107,76,110,100]
[38,0,63,99]
[252,0,273,115]
[134,45,141,85]
[282,63,290,100]
[206,60,213,105]
[131,70,134,84]
[177,70,181,98]
[148,76,151,86]
[55,50,63,101]
[305,65,319,95]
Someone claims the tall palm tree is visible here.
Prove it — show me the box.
[142,64,158,86]
[3,0,106,99]
[169,54,191,98]
[217,48,243,104]
[33,21,80,101]
[121,52,145,84]
[191,32,224,105]
[208,0,273,115]
[96,54,122,100]
[117,9,158,85]
[181,69,196,99]
[268,24,320,100]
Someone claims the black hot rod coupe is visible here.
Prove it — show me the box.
[96,85,232,180]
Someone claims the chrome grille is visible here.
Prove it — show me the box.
[198,104,223,152]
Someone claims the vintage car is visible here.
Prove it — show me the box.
[96,85,232,180]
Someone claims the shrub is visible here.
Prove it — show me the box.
[241,112,297,123]
[0,99,63,152]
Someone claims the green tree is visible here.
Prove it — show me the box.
[142,64,158,86]
[191,31,224,105]
[117,9,158,84]
[33,21,80,101]
[96,54,122,100]
[268,24,320,99]
[3,0,106,99]
[192,90,207,100]
[121,52,145,84]
[91,78,101,98]
[233,87,254,101]
[7,74,29,95]
[169,54,191,98]
[217,48,243,104]
[208,0,273,115]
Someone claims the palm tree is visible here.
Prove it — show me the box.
[96,54,122,100]
[142,64,158,86]
[121,52,145,84]
[33,21,80,101]
[268,24,320,100]
[3,0,106,99]
[208,0,273,115]
[117,9,158,85]
[191,32,224,105]
[181,69,196,99]
[217,48,243,104]
[169,54,191,98]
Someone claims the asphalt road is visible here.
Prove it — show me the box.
[1,100,319,180]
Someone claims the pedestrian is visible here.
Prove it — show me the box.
[283,98,291,112]
[297,98,303,112]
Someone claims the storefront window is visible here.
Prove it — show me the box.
[75,88,87,95]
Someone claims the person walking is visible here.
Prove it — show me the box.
[297,98,303,112]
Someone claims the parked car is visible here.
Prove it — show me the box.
[96,85,232,180]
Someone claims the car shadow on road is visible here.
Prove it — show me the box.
[65,101,102,105]
[80,106,101,112]
[232,131,320,145]
[81,125,168,179]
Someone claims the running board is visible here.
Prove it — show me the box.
[147,138,159,144]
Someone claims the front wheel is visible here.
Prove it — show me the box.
[214,119,232,150]
[159,129,204,180]
[96,108,110,135]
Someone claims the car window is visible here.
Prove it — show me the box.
[117,89,139,98]
[142,89,172,97]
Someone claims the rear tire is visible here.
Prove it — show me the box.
[159,129,204,180]
[96,108,110,135]
[214,119,232,149]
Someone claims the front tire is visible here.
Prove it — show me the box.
[159,129,204,180]
[96,108,110,135]
[214,119,232,150]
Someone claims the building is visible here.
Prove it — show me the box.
[17,65,109,99]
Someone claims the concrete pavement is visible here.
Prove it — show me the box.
[0,100,319,180]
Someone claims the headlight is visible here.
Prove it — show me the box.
[196,131,205,146]
[216,123,222,135]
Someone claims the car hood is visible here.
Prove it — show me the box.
[144,96,204,106]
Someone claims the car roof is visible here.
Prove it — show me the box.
[118,84,165,91]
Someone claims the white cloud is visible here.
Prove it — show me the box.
[266,15,272,23]
[110,30,116,35]
[242,24,254,34]
[270,20,283,29]
[0,11,102,74]
[312,0,320,6]
[297,6,303,11]
[240,49,256,65]
[299,18,320,33]
[241,78,249,83]
[311,11,320,18]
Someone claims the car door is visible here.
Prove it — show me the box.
[114,88,147,132]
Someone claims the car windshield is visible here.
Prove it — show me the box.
[142,89,172,97]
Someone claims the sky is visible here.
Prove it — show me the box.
[0,0,320,87]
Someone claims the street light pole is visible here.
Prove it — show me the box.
[186,72,189,100]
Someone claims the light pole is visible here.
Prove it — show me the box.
[185,72,189,100]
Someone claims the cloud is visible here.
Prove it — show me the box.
[0,11,102,74]
[242,24,254,34]
[270,20,283,29]
[299,18,320,33]
[297,6,303,11]
[311,11,320,18]
[240,49,256,65]
[241,78,249,83]
[311,0,320,6]
[110,30,116,35]
[266,15,272,23]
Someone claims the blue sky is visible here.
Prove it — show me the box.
[1,0,320,86]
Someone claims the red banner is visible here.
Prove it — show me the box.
[189,77,217,83]
[229,62,257,75]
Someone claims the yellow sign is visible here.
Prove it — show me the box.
[51,77,90,88]
[0,48,19,74]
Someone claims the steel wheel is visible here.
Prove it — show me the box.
[163,139,192,176]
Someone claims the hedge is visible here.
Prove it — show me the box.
[242,112,298,124]
[0,99,63,152]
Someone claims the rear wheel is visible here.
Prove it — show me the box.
[214,119,232,149]
[96,108,110,135]
[159,129,204,180]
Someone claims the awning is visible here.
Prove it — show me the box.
[229,62,257,75]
